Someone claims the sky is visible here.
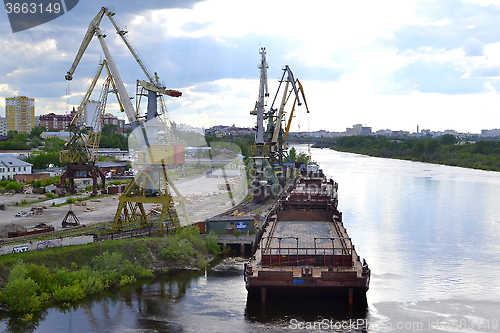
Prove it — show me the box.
[1,0,500,134]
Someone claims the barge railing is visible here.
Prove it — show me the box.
[260,236,353,267]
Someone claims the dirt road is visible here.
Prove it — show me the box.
[0,193,127,237]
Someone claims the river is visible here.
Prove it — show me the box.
[1,147,500,332]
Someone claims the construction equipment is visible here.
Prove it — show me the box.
[59,60,117,196]
[284,79,309,142]
[62,205,80,228]
[266,65,304,165]
[248,49,309,199]
[65,7,185,232]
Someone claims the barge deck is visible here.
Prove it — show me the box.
[244,168,370,303]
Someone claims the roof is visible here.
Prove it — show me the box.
[208,216,255,222]
[96,162,126,168]
[0,157,32,168]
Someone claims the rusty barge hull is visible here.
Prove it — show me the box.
[245,169,370,303]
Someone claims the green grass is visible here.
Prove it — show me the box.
[0,228,221,313]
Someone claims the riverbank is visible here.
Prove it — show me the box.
[0,228,220,314]
[319,135,500,172]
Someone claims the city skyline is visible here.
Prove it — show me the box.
[1,0,500,134]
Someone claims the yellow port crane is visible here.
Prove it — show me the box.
[262,64,309,167]
[64,7,187,232]
[283,79,309,142]
[59,60,120,196]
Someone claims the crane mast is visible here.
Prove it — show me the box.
[62,7,186,231]
[270,65,301,145]
[94,28,137,124]
[252,47,269,145]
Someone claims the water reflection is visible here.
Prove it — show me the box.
[2,148,500,332]
[245,293,368,324]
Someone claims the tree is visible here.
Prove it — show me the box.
[411,141,425,157]
[29,137,42,148]
[102,124,118,136]
[441,134,456,145]
[295,152,310,164]
[41,138,66,152]
[25,151,63,169]
[289,147,297,162]
[29,126,46,138]
[424,138,440,154]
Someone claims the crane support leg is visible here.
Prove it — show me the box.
[111,164,189,233]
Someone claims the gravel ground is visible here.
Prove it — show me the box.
[0,193,129,237]
[0,172,246,237]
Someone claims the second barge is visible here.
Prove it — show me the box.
[244,167,370,303]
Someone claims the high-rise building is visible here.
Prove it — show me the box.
[5,96,35,133]
[0,117,7,136]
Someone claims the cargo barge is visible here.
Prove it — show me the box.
[244,166,370,303]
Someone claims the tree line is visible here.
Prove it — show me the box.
[323,135,500,172]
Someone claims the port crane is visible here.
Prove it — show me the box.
[65,7,187,232]
[59,60,117,196]
[266,65,309,166]
[248,48,309,200]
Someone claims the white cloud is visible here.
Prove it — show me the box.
[1,0,500,134]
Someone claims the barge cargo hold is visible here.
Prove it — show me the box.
[244,169,370,303]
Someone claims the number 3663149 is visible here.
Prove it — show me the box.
[5,2,61,14]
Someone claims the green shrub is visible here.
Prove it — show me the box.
[162,238,195,264]
[26,264,51,293]
[80,273,104,295]
[119,275,137,286]
[2,262,41,313]
[205,234,221,255]
[2,277,41,312]
[53,284,85,302]
[119,259,153,279]
[91,251,122,275]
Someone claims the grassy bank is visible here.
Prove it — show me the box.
[322,135,500,172]
[0,227,220,314]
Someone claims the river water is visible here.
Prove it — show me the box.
[1,147,500,332]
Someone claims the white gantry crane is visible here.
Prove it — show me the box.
[65,7,188,232]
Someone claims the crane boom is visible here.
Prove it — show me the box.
[69,60,107,127]
[284,79,309,142]
[95,27,137,125]
[106,13,155,84]
[65,7,107,81]
[270,65,301,144]
[252,47,269,145]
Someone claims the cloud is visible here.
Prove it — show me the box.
[2,0,500,133]
[181,22,213,33]
[382,58,485,95]
[463,37,485,56]
[381,0,500,53]
[468,66,500,78]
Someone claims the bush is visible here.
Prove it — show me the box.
[162,238,195,264]
[119,275,137,286]
[2,262,41,313]
[2,277,41,312]
[91,251,122,275]
[53,284,85,302]
[80,273,104,295]
[119,259,153,279]
[205,234,221,255]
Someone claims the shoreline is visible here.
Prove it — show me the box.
[325,146,500,172]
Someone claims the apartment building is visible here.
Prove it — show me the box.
[5,96,35,133]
